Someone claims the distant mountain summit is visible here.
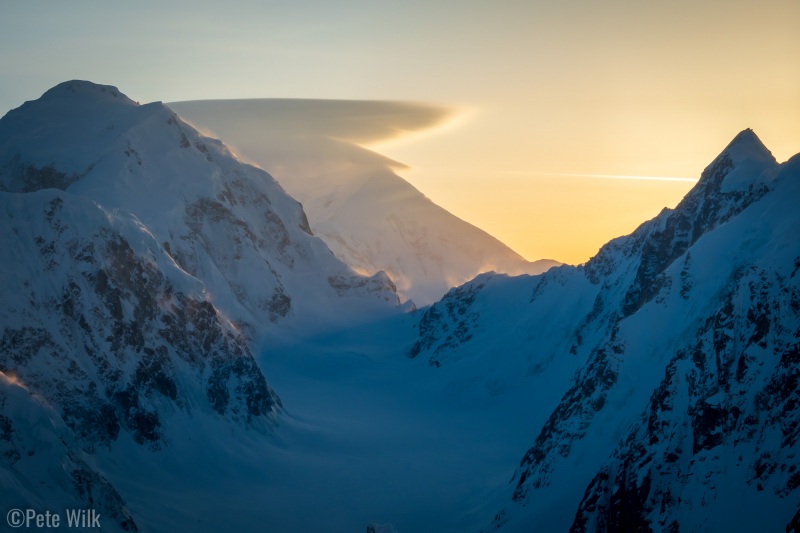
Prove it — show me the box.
[168,99,559,306]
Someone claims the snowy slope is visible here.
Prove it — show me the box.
[168,99,559,306]
[407,130,800,532]
[0,82,399,341]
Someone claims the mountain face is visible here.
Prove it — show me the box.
[167,99,559,306]
[0,188,278,531]
[0,189,279,445]
[409,129,800,531]
[0,81,403,529]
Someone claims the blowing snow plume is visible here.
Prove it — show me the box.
[169,99,558,306]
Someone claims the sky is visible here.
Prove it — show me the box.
[1,0,798,264]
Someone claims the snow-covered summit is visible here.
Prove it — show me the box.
[720,127,774,162]
[573,129,780,318]
[710,128,779,193]
[0,81,400,336]
[39,79,137,105]
[666,128,777,222]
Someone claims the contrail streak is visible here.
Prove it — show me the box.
[553,172,698,183]
[411,167,699,183]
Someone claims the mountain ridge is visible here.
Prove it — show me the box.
[1,81,798,532]
[405,129,800,532]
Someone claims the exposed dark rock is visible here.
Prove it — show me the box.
[513,346,620,502]
[408,276,489,362]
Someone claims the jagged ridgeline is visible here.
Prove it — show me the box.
[409,130,800,532]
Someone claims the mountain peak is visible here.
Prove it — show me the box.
[691,128,778,197]
[722,128,775,165]
[0,79,400,331]
[39,80,137,106]
[730,127,759,143]
[591,129,783,317]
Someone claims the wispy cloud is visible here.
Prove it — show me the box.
[551,172,698,183]
[413,168,698,183]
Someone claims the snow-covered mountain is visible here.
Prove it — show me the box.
[0,81,403,530]
[167,99,559,306]
[2,80,798,533]
[408,129,800,531]
[0,187,283,531]
[0,187,280,438]
[0,82,399,341]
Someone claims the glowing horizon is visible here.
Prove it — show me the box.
[2,0,798,266]
[390,163,701,265]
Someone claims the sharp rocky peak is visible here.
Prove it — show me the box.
[692,128,778,196]
[583,129,782,317]
[722,128,775,163]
